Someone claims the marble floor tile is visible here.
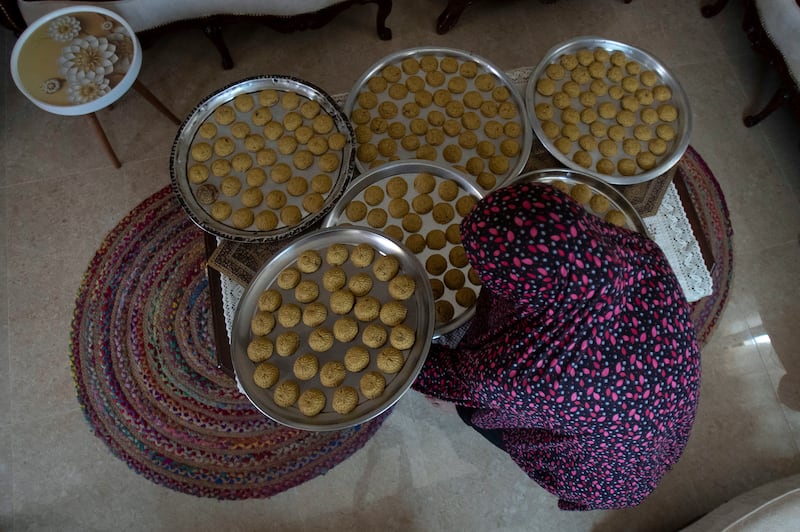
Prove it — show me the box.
[1,0,799,529]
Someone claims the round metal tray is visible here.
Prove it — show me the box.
[506,168,649,235]
[231,227,434,431]
[170,75,355,242]
[324,160,484,337]
[344,46,532,192]
[525,36,691,185]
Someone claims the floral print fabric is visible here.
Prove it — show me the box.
[412,182,701,510]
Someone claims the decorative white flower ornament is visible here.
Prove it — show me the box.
[48,15,81,42]
[67,77,111,103]
[59,36,118,82]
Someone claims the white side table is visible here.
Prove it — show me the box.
[9,6,180,168]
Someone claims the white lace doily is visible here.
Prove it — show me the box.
[219,67,713,337]
[643,183,713,302]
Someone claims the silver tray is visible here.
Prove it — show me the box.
[231,227,434,431]
[344,47,532,191]
[507,168,649,235]
[170,75,355,242]
[324,160,484,337]
[525,36,691,185]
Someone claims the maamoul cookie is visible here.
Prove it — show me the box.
[332,386,359,414]
[360,371,386,399]
[377,347,405,374]
[272,381,300,408]
[308,327,335,353]
[254,362,280,389]
[320,361,347,387]
[344,345,370,372]
[247,336,274,362]
[293,353,319,381]
[275,331,300,357]
[298,389,326,417]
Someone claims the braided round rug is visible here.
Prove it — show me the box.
[679,146,734,347]
[70,188,390,500]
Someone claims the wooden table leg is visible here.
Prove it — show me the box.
[86,112,122,168]
[133,79,182,125]
[204,232,235,377]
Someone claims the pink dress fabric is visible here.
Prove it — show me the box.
[412,182,701,510]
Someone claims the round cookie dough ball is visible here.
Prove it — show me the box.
[332,386,359,414]
[333,317,359,343]
[277,267,301,290]
[455,286,477,307]
[326,243,349,266]
[309,327,335,353]
[388,274,416,300]
[330,289,355,315]
[302,302,328,327]
[405,233,426,254]
[231,208,254,229]
[274,380,300,407]
[322,266,347,292]
[298,388,326,417]
[247,336,274,363]
[210,201,232,221]
[637,151,657,170]
[426,254,448,276]
[379,300,407,327]
[297,249,322,274]
[293,353,319,381]
[589,194,611,215]
[390,324,416,350]
[618,158,637,176]
[605,210,627,227]
[295,279,320,304]
[280,205,303,226]
[277,303,302,328]
[348,272,374,297]
[360,371,386,400]
[443,269,466,290]
[258,289,283,312]
[276,331,300,357]
[344,345,370,372]
[350,243,375,268]
[426,229,447,250]
[367,208,388,228]
[570,183,592,204]
[251,310,276,336]
[435,300,455,323]
[354,295,381,322]
[373,255,400,281]
[346,200,368,222]
[377,347,405,374]
[253,362,280,389]
[362,322,389,350]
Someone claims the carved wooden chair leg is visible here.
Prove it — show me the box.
[203,24,234,70]
[133,79,182,125]
[86,113,122,168]
[744,85,791,127]
[701,0,730,18]
[436,0,472,35]
[374,0,393,40]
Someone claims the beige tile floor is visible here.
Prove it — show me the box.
[1,0,799,530]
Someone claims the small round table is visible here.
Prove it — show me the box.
[9,6,180,168]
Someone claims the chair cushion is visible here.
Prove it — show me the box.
[754,0,800,84]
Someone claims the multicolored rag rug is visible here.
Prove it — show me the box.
[679,146,734,347]
[70,188,390,500]
[70,146,731,499]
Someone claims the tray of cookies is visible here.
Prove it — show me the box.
[231,226,434,431]
[506,168,648,234]
[525,36,691,185]
[170,75,355,242]
[323,160,483,338]
[344,47,532,192]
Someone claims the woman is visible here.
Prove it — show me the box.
[412,181,701,510]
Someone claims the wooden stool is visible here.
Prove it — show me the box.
[10,6,180,168]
